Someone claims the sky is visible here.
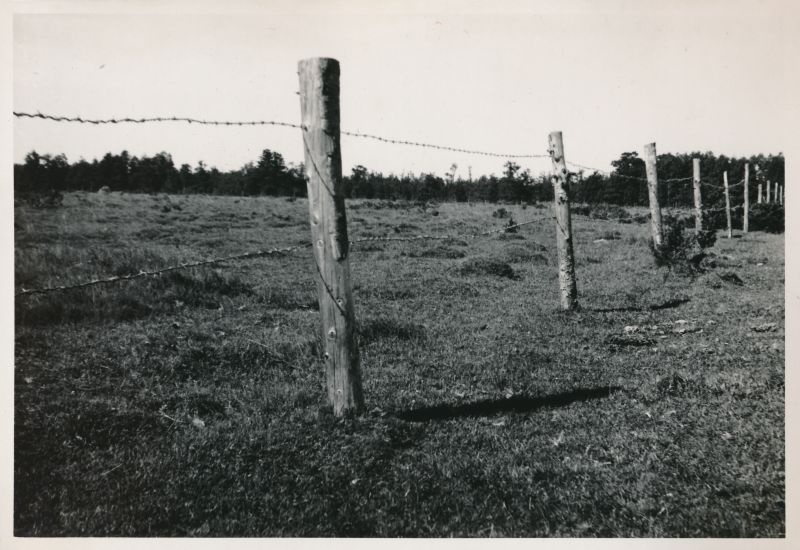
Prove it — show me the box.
[11,1,794,179]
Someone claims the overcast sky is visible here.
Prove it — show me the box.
[12,1,792,179]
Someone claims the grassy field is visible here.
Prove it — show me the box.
[14,191,784,537]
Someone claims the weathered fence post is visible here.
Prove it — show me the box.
[693,158,703,231]
[723,171,732,238]
[548,131,578,311]
[298,57,364,416]
[758,183,763,204]
[767,180,771,203]
[643,142,663,248]
[743,163,749,234]
[779,184,783,205]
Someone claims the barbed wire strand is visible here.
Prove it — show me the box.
[565,160,695,184]
[15,244,310,297]
[14,111,548,160]
[15,211,556,298]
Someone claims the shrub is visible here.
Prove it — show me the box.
[749,203,784,233]
[649,215,709,275]
[17,189,64,208]
[492,208,509,219]
[456,257,517,279]
[504,216,519,233]
[696,229,717,249]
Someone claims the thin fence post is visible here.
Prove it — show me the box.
[758,183,763,204]
[723,170,732,238]
[298,57,364,417]
[643,142,663,248]
[548,131,578,311]
[743,163,749,234]
[767,180,771,203]
[779,184,783,205]
[693,158,702,231]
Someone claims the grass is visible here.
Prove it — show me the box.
[14,193,784,536]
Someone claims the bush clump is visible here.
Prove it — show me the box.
[504,216,519,233]
[749,203,784,233]
[572,204,632,222]
[456,257,517,279]
[492,208,509,218]
[650,215,712,275]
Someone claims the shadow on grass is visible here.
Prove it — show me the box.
[396,386,623,422]
[588,297,690,313]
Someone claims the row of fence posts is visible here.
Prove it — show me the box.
[758,180,784,206]
[297,57,785,416]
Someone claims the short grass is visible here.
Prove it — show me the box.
[14,192,784,537]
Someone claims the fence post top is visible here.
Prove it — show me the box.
[298,57,340,69]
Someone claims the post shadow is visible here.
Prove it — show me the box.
[395,386,623,423]
[587,297,690,313]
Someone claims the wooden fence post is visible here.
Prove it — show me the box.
[758,183,763,204]
[643,142,663,248]
[767,180,771,203]
[723,171,732,238]
[743,163,749,234]
[779,184,783,205]
[298,58,364,417]
[548,131,578,311]
[693,158,702,231]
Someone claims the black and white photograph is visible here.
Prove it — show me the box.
[4,0,796,543]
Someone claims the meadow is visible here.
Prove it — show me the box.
[14,191,784,536]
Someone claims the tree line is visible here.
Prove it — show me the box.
[15,148,784,208]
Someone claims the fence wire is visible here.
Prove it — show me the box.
[15,244,310,297]
[15,111,548,160]
[15,212,555,298]
[565,160,695,184]
[15,109,775,299]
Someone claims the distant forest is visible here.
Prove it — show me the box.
[14,148,784,207]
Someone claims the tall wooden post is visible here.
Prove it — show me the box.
[758,183,763,204]
[692,158,702,231]
[298,58,364,416]
[743,163,749,234]
[643,142,663,248]
[723,171,732,238]
[767,180,771,203]
[548,131,578,311]
[779,184,783,205]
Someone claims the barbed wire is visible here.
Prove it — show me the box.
[15,212,555,297]
[565,160,694,184]
[13,111,304,129]
[340,129,549,159]
[14,111,549,160]
[15,243,310,297]
[700,179,745,190]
